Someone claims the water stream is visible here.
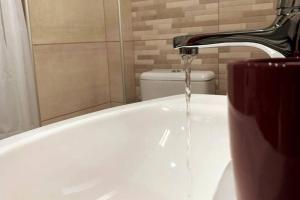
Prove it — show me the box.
[182,54,196,200]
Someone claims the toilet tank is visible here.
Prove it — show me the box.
[140,69,216,101]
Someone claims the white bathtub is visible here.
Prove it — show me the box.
[0,95,232,200]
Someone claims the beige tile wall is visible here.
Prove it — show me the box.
[107,42,124,103]
[29,0,106,44]
[124,41,137,102]
[27,0,135,124]
[132,0,219,40]
[131,0,277,97]
[34,43,110,121]
[104,0,136,104]
[26,0,278,124]
[104,0,121,41]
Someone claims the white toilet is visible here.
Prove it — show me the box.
[140,69,216,101]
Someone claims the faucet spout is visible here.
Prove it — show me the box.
[174,0,300,58]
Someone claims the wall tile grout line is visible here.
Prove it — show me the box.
[102,0,113,106]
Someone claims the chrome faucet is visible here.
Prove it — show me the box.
[174,0,300,58]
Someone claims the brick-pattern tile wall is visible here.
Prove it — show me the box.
[218,0,277,94]
[131,0,277,97]
[132,0,219,40]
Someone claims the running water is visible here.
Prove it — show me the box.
[182,54,196,200]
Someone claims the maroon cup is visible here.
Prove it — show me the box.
[228,58,300,200]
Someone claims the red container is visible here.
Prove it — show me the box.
[228,58,300,200]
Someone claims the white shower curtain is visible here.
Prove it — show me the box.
[0,0,39,138]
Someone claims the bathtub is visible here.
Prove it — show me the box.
[0,95,232,200]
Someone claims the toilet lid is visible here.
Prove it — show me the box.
[140,69,216,81]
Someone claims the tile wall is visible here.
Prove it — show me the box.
[132,0,277,96]
[104,0,136,104]
[25,0,278,125]
[27,0,135,125]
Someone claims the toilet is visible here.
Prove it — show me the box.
[140,69,216,101]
